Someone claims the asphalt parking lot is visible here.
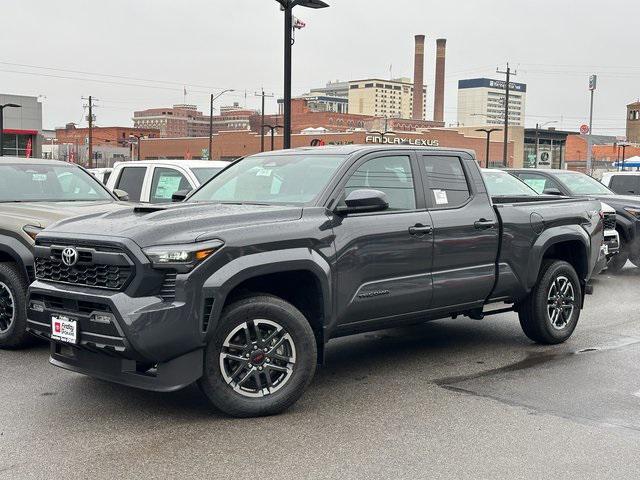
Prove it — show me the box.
[2,265,640,479]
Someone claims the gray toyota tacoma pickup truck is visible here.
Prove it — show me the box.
[27,146,603,417]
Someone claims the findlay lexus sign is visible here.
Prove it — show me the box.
[365,135,440,147]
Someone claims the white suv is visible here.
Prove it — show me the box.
[105,160,229,203]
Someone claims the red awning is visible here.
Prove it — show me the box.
[1,129,38,135]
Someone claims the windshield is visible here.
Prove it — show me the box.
[483,170,538,196]
[0,163,112,202]
[188,154,348,205]
[555,172,613,195]
[192,167,224,184]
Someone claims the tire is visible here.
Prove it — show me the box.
[518,260,582,345]
[607,236,629,273]
[0,262,32,349]
[198,294,317,417]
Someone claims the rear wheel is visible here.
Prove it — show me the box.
[198,294,317,417]
[518,260,581,344]
[0,262,32,349]
[607,236,629,273]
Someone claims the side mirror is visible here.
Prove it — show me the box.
[543,187,563,196]
[335,189,389,215]
[113,189,130,201]
[172,189,192,202]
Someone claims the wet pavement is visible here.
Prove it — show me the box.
[2,265,640,479]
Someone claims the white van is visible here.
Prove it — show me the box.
[105,160,229,203]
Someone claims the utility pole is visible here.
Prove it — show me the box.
[587,74,597,174]
[255,89,274,152]
[497,63,516,167]
[82,96,96,168]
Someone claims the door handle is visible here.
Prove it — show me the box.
[409,224,433,236]
[474,218,497,230]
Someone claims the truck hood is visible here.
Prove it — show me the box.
[45,202,304,247]
[0,200,127,228]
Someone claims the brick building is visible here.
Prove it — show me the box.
[253,98,443,136]
[564,134,640,171]
[627,101,640,144]
[135,128,515,167]
[133,103,258,138]
[54,124,159,147]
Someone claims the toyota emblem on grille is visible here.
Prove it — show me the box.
[61,247,79,267]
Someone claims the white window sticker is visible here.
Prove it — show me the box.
[255,168,272,177]
[433,189,449,205]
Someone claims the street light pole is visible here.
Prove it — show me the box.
[208,89,234,161]
[263,124,283,151]
[0,103,21,157]
[275,0,329,150]
[475,128,500,168]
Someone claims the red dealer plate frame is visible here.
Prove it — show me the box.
[51,316,78,345]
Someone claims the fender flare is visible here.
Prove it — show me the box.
[0,234,33,279]
[202,248,332,341]
[525,225,590,290]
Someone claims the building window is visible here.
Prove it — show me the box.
[350,84,359,89]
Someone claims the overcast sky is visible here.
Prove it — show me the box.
[3,0,639,136]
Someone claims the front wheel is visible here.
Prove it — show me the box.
[518,260,581,344]
[0,262,32,349]
[198,294,317,417]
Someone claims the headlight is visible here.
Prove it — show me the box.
[624,207,640,218]
[23,225,43,241]
[143,239,224,272]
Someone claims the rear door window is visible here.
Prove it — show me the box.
[609,175,640,195]
[419,156,470,209]
[115,167,146,202]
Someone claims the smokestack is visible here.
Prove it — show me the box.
[412,35,425,120]
[434,38,447,123]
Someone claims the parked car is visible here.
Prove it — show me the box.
[88,168,113,185]
[601,171,640,196]
[28,146,602,417]
[482,168,619,270]
[105,160,229,203]
[0,157,129,349]
[509,168,636,272]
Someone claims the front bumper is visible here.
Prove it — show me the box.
[27,280,204,392]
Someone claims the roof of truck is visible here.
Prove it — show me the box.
[256,145,476,156]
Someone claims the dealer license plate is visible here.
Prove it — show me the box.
[51,316,78,344]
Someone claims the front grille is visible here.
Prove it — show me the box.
[34,241,135,291]
[35,258,132,290]
[603,213,617,230]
